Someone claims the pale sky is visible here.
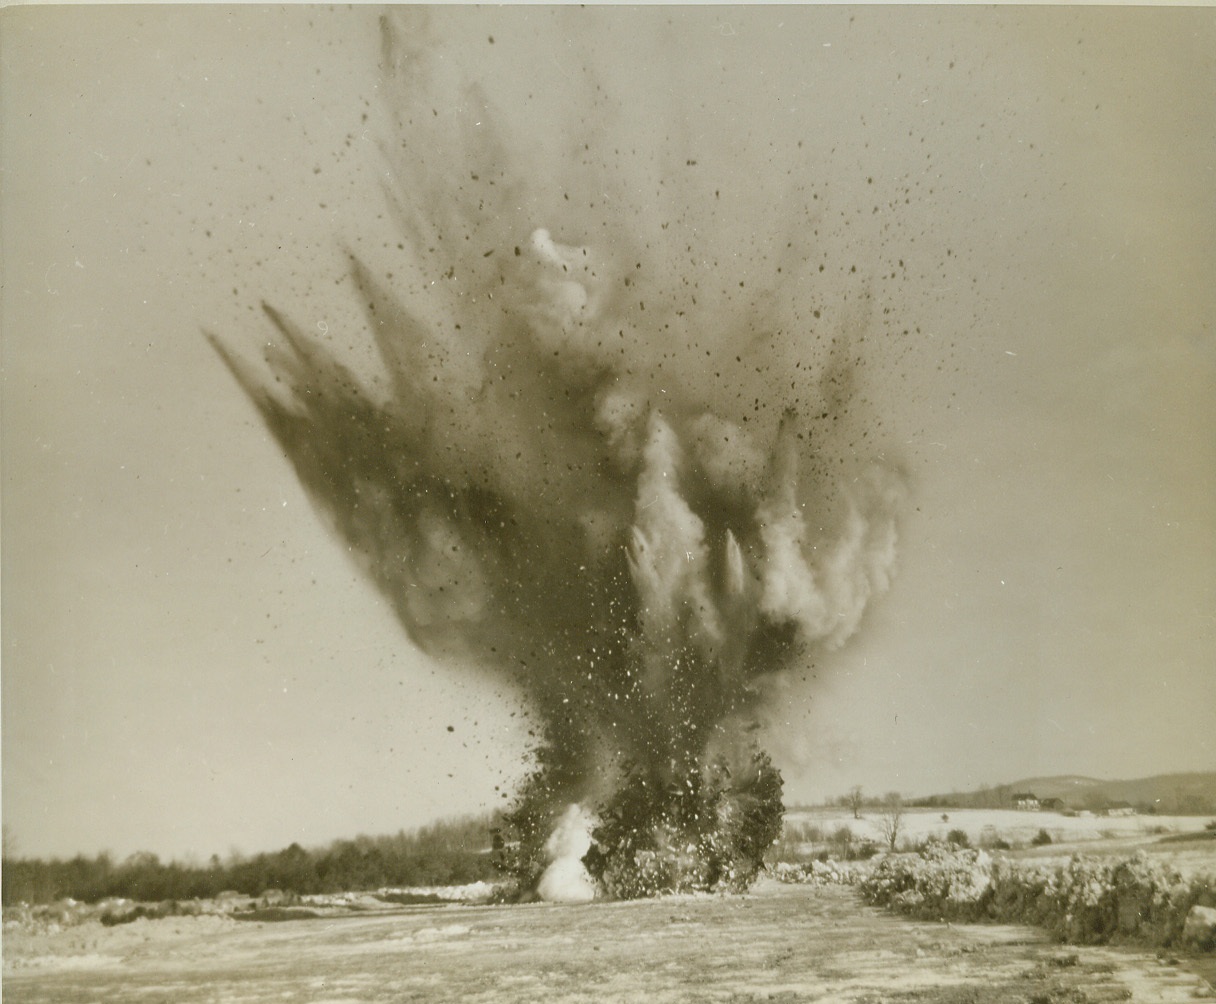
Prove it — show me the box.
[3,5,1213,863]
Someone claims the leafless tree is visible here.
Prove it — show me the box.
[846,785,864,820]
[877,794,904,851]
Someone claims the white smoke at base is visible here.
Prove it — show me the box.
[535,804,598,904]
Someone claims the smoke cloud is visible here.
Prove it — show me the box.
[536,804,597,904]
[210,11,906,897]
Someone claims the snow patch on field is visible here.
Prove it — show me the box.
[787,807,1214,847]
[376,881,496,902]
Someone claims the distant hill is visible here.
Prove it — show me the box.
[1001,776,1106,799]
[915,771,1216,814]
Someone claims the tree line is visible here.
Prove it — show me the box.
[1,814,499,907]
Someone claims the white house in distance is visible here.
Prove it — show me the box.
[1012,793,1040,810]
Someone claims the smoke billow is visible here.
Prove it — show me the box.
[535,804,597,904]
[210,12,906,898]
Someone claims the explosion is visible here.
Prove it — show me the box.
[210,12,905,899]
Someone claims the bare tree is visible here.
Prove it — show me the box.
[846,785,864,820]
[877,794,904,851]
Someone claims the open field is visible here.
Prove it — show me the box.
[786,808,1215,857]
[6,816,1212,1002]
[1005,834,1216,881]
[4,880,1214,1004]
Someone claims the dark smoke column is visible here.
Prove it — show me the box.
[209,13,904,900]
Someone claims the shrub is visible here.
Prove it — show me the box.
[795,823,826,844]
[1031,828,1053,847]
[858,845,1214,949]
[851,840,880,861]
[771,858,870,887]
[977,836,1012,851]
[946,829,970,848]
[859,843,994,921]
[832,825,854,853]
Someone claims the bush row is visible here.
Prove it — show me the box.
[857,843,1215,950]
[770,859,870,886]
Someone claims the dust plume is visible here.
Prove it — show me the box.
[210,11,906,898]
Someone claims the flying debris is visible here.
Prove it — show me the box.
[210,10,906,900]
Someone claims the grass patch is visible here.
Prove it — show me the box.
[376,891,446,905]
[232,906,322,922]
